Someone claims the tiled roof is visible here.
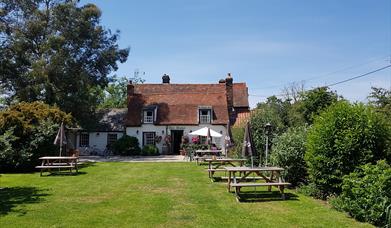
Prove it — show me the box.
[233,83,249,107]
[95,108,127,131]
[125,82,249,126]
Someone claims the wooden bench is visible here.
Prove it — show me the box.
[37,156,78,176]
[231,182,291,200]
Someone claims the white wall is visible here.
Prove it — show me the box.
[126,124,227,154]
[76,132,124,155]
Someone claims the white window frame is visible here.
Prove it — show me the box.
[143,110,154,123]
[143,132,156,146]
[199,109,211,124]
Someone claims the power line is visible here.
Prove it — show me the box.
[324,64,391,87]
[249,64,391,98]
[251,55,389,90]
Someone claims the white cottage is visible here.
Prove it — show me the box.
[69,109,126,155]
[124,73,250,154]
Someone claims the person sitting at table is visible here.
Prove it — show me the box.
[211,143,218,150]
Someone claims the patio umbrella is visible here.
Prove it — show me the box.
[242,122,257,167]
[54,122,67,156]
[189,127,223,137]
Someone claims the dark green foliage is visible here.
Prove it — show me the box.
[0,0,129,127]
[141,145,159,156]
[250,106,285,166]
[330,160,391,227]
[299,87,338,124]
[271,126,308,186]
[305,101,391,198]
[369,87,391,121]
[229,126,245,158]
[110,135,141,156]
[0,102,72,172]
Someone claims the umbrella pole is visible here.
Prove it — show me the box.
[251,156,254,168]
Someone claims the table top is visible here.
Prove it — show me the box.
[39,156,79,160]
[195,150,222,153]
[204,158,247,162]
[224,166,284,172]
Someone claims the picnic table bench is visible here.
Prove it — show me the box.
[225,166,291,201]
[204,158,247,180]
[194,150,223,165]
[36,156,78,176]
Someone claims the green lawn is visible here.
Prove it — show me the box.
[0,162,372,227]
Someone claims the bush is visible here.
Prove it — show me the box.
[229,126,245,158]
[330,160,391,227]
[110,135,141,156]
[141,145,159,156]
[0,102,72,172]
[305,101,391,198]
[271,126,308,186]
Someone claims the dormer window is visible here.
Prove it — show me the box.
[144,110,154,123]
[143,105,158,124]
[198,106,212,124]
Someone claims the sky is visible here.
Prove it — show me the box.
[80,0,391,108]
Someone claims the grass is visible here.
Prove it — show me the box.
[0,162,372,228]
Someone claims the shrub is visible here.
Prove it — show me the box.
[305,101,391,198]
[141,145,159,156]
[111,135,141,156]
[229,126,245,158]
[271,126,308,186]
[330,160,391,227]
[0,102,72,172]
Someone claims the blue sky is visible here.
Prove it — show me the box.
[80,0,391,107]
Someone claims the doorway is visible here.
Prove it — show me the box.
[171,130,183,155]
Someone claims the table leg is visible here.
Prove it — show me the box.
[227,171,232,192]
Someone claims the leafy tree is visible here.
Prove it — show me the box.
[271,126,308,186]
[98,75,145,109]
[0,101,73,172]
[0,0,129,127]
[299,87,339,124]
[331,160,391,227]
[369,87,391,121]
[305,101,391,198]
[250,106,285,166]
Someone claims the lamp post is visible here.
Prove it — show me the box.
[264,123,272,166]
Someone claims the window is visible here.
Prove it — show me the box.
[143,132,156,146]
[199,109,211,123]
[143,110,154,123]
[107,134,117,146]
[80,133,89,147]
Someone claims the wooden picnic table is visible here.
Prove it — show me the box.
[224,166,290,201]
[194,150,223,165]
[36,156,78,176]
[205,158,247,180]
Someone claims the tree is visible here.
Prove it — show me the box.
[299,87,339,124]
[0,0,129,127]
[98,75,145,109]
[369,87,391,120]
[0,101,73,172]
[305,101,391,198]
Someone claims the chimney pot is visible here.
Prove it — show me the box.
[162,74,170,84]
[219,79,226,83]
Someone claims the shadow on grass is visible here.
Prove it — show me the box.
[0,187,49,216]
[237,191,299,203]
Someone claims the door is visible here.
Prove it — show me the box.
[171,130,183,155]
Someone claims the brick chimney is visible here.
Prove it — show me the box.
[127,80,134,96]
[225,73,235,123]
[162,74,170,84]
